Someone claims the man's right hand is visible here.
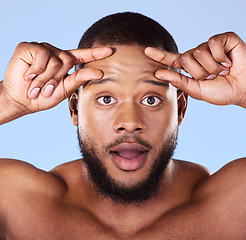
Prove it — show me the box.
[1,42,112,116]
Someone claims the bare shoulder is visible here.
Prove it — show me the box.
[186,158,246,237]
[0,158,83,200]
[0,158,69,237]
[193,157,246,198]
[0,158,67,198]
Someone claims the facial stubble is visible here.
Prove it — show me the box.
[77,127,178,206]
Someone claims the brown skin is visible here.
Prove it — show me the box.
[0,32,246,239]
[72,45,186,186]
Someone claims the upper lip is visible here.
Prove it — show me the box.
[110,142,150,153]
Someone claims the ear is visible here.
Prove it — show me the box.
[177,90,188,126]
[68,90,79,126]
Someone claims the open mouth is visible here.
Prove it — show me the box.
[110,143,149,171]
[112,150,146,160]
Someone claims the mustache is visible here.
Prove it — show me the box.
[105,135,153,151]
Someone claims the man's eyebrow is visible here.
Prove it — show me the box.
[85,78,169,88]
[143,79,169,87]
[86,78,117,87]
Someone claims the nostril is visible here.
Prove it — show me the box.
[118,127,125,131]
[135,128,142,131]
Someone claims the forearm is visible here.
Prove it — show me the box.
[0,81,28,125]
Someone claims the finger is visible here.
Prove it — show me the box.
[191,44,229,79]
[22,43,51,80]
[41,43,113,65]
[178,50,210,80]
[63,68,104,98]
[40,43,76,79]
[33,44,78,98]
[68,47,113,65]
[40,52,76,98]
[28,56,63,98]
[144,47,182,69]
[207,33,238,67]
[155,69,204,100]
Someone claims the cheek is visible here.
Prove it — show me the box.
[144,102,178,141]
[78,99,114,142]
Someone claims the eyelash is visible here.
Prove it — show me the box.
[141,96,162,107]
[96,95,163,107]
[96,96,117,106]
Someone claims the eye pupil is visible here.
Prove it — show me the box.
[147,97,155,105]
[103,96,111,104]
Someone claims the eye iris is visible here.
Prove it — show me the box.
[147,97,155,105]
[103,96,112,104]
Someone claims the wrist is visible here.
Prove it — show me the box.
[0,81,29,124]
[238,100,246,109]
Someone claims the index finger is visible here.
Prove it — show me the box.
[68,47,113,64]
[145,47,182,69]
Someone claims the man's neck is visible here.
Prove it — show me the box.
[81,160,177,234]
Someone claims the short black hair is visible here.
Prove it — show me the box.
[76,12,178,70]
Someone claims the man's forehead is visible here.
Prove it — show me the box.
[85,44,167,70]
[82,45,171,90]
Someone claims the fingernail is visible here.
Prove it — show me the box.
[221,62,230,68]
[155,71,164,79]
[26,74,36,81]
[30,88,41,99]
[44,84,55,97]
[155,74,163,79]
[219,70,229,76]
[206,74,217,80]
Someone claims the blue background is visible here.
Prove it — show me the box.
[0,0,245,172]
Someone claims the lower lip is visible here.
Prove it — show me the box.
[111,152,148,171]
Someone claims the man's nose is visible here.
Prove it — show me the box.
[113,102,146,134]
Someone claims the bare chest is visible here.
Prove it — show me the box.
[5,197,246,240]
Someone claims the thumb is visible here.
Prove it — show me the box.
[145,47,182,69]
[63,68,104,97]
[68,47,113,64]
[156,69,203,100]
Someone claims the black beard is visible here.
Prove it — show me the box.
[77,129,177,206]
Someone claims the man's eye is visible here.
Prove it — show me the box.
[141,96,162,106]
[97,96,117,105]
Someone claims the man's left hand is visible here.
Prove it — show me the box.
[145,32,246,108]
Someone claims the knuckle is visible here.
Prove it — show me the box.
[53,78,60,85]
[208,38,215,47]
[40,42,51,47]
[32,65,46,73]
[38,46,50,56]
[16,41,28,49]
[193,49,202,58]
[208,36,219,46]
[72,70,80,82]
[193,44,207,58]
[196,72,208,80]
[90,50,97,62]
[46,78,60,87]
[62,55,75,68]
[158,51,167,62]
[30,41,39,45]
[33,79,46,88]
[225,31,236,37]
[179,54,188,67]
[49,57,62,69]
